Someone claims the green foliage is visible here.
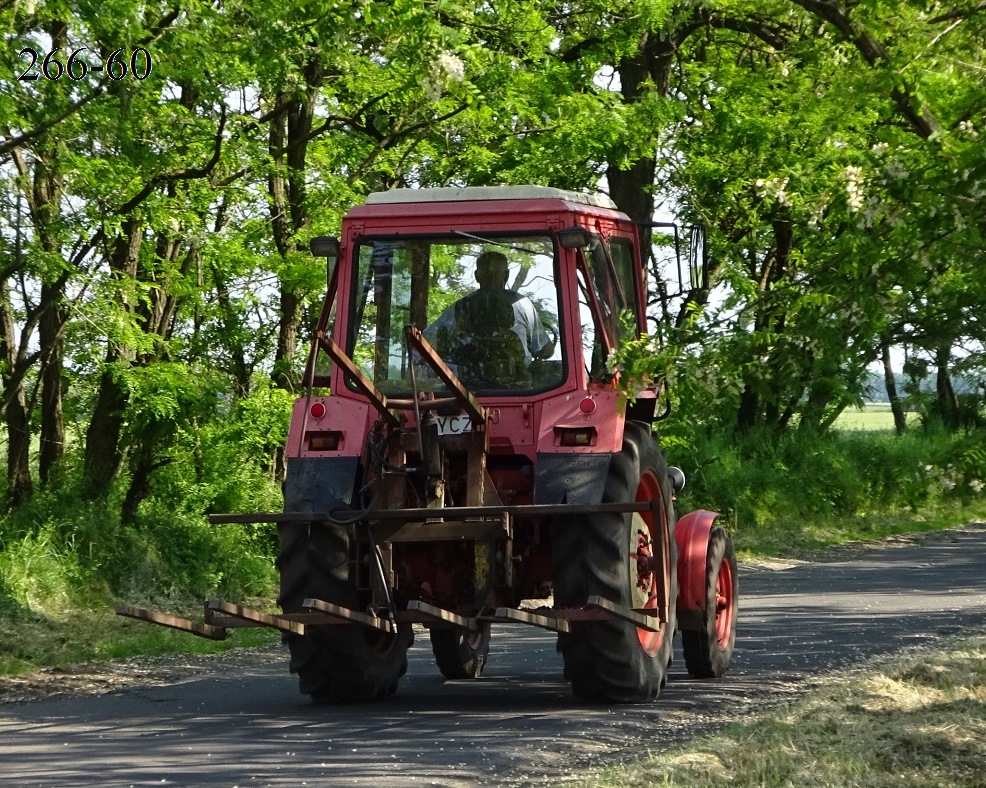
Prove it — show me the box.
[0,466,277,616]
[2,0,986,675]
[666,423,986,555]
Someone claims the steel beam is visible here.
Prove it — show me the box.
[403,600,479,631]
[116,605,227,641]
[586,595,663,631]
[484,607,571,633]
[303,598,393,633]
[206,600,307,636]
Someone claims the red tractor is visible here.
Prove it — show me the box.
[120,186,737,703]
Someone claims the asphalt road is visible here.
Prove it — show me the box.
[3,523,985,787]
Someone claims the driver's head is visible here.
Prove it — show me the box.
[475,251,510,290]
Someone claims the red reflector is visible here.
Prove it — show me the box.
[310,401,326,420]
[556,427,597,447]
[308,432,341,451]
[579,397,596,415]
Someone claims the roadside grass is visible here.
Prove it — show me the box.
[0,473,280,676]
[668,420,986,558]
[564,633,986,788]
[0,608,278,676]
[724,500,986,559]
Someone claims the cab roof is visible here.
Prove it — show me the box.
[363,186,618,210]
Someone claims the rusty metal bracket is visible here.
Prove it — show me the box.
[403,600,480,631]
[483,607,571,633]
[116,605,227,641]
[303,598,393,633]
[403,325,486,426]
[319,335,400,427]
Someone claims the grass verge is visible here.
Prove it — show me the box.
[0,604,279,676]
[728,502,986,559]
[565,632,986,787]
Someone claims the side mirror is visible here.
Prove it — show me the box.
[310,236,340,285]
[309,235,340,259]
[557,225,590,249]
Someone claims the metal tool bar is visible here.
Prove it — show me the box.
[586,595,664,630]
[320,336,400,426]
[403,325,486,425]
[116,605,227,641]
[206,612,347,629]
[404,600,480,631]
[377,514,511,543]
[210,501,649,526]
[303,598,393,633]
[484,607,571,633]
[206,600,307,636]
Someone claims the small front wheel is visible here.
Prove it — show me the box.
[430,624,491,679]
[682,526,737,678]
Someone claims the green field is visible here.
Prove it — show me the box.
[834,402,920,431]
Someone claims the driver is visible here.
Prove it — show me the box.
[423,250,555,364]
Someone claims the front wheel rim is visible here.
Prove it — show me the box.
[713,556,735,647]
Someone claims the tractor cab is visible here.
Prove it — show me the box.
[335,187,644,394]
[298,186,659,466]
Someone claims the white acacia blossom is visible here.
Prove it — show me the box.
[842,165,866,212]
[423,52,466,100]
[755,176,791,206]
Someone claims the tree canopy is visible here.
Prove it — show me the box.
[1,0,983,515]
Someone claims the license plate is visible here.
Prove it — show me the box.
[436,414,473,435]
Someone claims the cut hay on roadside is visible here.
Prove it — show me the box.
[567,634,986,787]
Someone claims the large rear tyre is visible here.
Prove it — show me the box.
[682,526,737,678]
[552,421,678,703]
[429,624,492,679]
[277,519,412,702]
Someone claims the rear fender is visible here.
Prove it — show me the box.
[675,509,721,631]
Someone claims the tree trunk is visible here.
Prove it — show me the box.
[0,279,32,505]
[121,449,171,525]
[266,55,322,397]
[83,362,128,498]
[15,20,68,488]
[38,282,67,484]
[736,387,760,432]
[83,220,142,498]
[881,336,907,434]
[606,32,675,251]
[3,389,32,507]
[934,346,960,430]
